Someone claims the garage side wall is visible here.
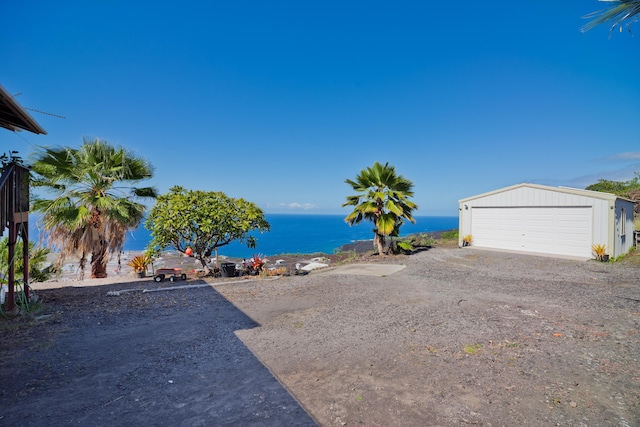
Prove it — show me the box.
[614,199,636,257]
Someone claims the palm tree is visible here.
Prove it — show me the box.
[0,238,53,283]
[343,162,418,255]
[582,0,640,34]
[31,138,156,278]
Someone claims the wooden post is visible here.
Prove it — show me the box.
[6,221,16,313]
[21,218,29,300]
[0,163,31,313]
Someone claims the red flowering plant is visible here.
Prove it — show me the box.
[251,254,266,271]
[241,253,266,276]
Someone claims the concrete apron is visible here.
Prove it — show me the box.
[317,263,406,277]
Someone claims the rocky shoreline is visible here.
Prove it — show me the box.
[34,229,455,290]
[337,229,451,253]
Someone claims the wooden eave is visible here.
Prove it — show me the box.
[0,84,47,135]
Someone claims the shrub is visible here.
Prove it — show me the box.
[591,244,607,261]
[413,233,436,247]
[127,255,151,272]
[0,238,53,283]
[440,229,459,240]
[263,267,287,277]
[251,254,266,271]
[395,240,414,254]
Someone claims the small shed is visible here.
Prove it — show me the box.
[458,183,635,259]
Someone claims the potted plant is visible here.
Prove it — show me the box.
[245,254,265,276]
[462,235,472,247]
[127,254,151,277]
[591,244,608,262]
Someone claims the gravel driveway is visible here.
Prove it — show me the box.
[2,247,639,426]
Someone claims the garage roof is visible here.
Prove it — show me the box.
[0,84,47,135]
[459,183,631,203]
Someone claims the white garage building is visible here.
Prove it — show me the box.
[458,183,636,259]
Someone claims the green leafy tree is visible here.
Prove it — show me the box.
[582,0,640,34]
[30,138,157,279]
[145,186,270,270]
[343,162,418,255]
[587,173,640,222]
[0,238,53,283]
[586,172,640,197]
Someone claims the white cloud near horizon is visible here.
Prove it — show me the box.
[606,152,640,161]
[272,202,318,210]
[536,162,640,190]
[543,152,640,188]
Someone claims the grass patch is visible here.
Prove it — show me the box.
[615,246,640,265]
[440,229,459,240]
[407,233,437,247]
[395,230,459,252]
[1,285,44,319]
[334,249,358,264]
[463,343,483,354]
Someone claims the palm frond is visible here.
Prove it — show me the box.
[582,0,640,33]
[385,199,404,216]
[343,162,418,249]
[31,138,156,277]
[376,213,396,236]
[132,186,158,198]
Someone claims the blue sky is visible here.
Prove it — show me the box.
[3,1,639,216]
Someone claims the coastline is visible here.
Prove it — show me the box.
[120,214,459,256]
[338,229,451,253]
[33,229,455,290]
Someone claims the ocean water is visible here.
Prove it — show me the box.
[123,214,458,258]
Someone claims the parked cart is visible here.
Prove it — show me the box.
[153,267,187,283]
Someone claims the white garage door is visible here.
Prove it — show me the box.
[471,207,593,258]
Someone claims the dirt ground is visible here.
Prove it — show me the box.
[1,245,639,426]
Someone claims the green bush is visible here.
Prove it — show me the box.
[0,238,53,283]
[440,229,459,240]
[397,240,414,251]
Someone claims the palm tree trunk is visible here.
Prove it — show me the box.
[78,253,86,281]
[374,233,386,255]
[91,239,108,278]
